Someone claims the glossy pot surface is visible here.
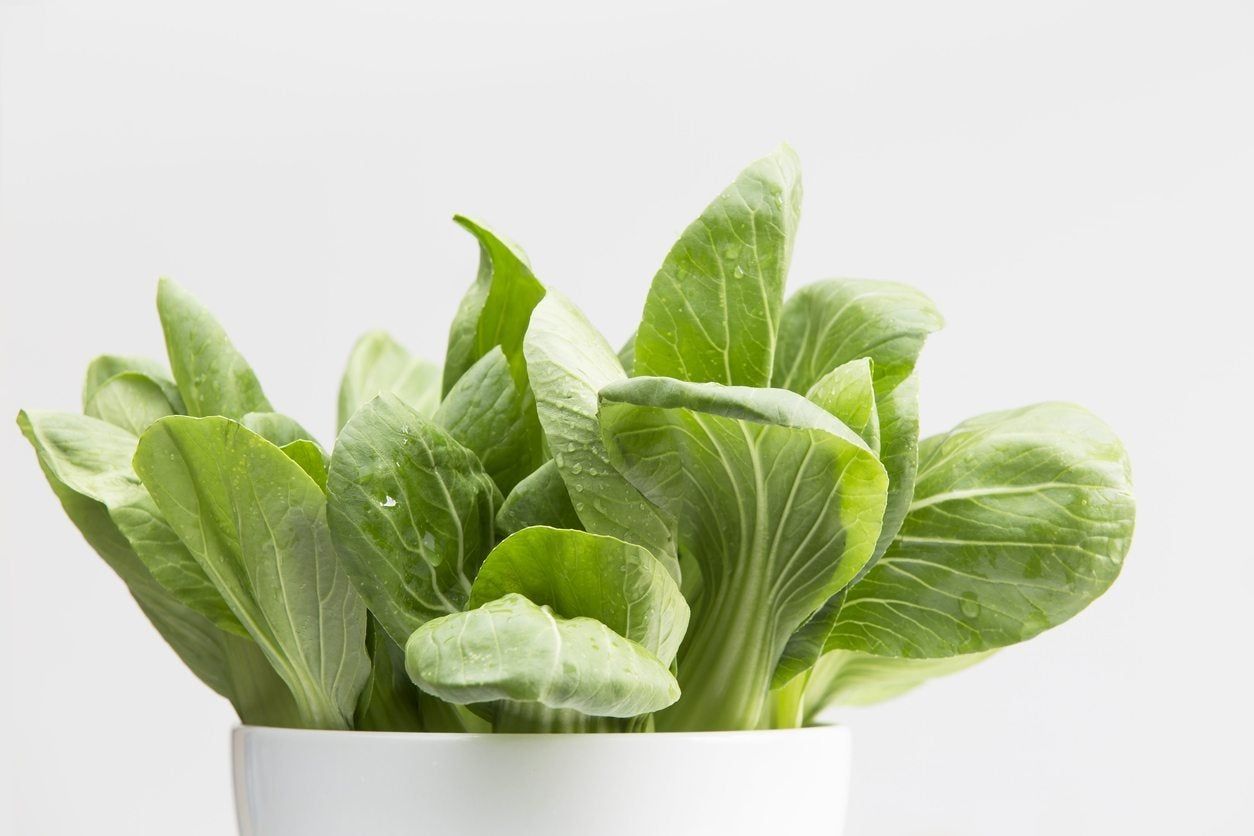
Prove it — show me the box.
[233,724,851,836]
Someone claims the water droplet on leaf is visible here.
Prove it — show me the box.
[959,592,981,618]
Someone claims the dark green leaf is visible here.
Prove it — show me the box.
[442,216,544,394]
[220,633,304,728]
[354,617,425,732]
[496,460,582,536]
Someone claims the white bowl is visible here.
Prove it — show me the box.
[233,724,851,836]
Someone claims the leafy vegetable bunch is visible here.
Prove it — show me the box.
[19,146,1135,734]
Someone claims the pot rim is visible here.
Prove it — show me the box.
[234,723,847,742]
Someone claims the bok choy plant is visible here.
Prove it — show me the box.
[18,145,1135,734]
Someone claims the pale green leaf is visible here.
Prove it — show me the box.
[865,371,922,570]
[18,415,285,710]
[469,527,689,664]
[84,372,179,436]
[805,649,995,718]
[830,403,1135,658]
[405,593,680,718]
[27,447,235,696]
[82,354,184,414]
[134,416,370,728]
[18,410,241,633]
[337,331,441,432]
[128,575,237,699]
[241,412,318,447]
[157,278,272,419]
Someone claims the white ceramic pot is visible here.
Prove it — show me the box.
[233,725,851,836]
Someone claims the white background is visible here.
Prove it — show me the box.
[2,2,1251,834]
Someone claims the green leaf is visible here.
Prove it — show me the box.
[18,412,285,711]
[496,460,582,536]
[772,279,943,395]
[599,377,888,730]
[770,358,881,687]
[326,395,500,646]
[459,526,688,732]
[220,633,304,728]
[434,347,545,495]
[772,592,846,690]
[469,527,689,664]
[405,593,680,718]
[354,617,425,732]
[83,355,184,414]
[634,144,802,388]
[280,440,328,491]
[443,216,545,395]
[240,412,318,447]
[418,693,492,733]
[33,463,234,694]
[865,372,922,570]
[804,649,995,718]
[337,331,441,432]
[830,403,1136,658]
[774,279,941,566]
[240,413,327,489]
[524,291,677,577]
[18,410,241,634]
[134,416,370,728]
[84,372,180,435]
[769,281,942,680]
[157,278,272,419]
[806,358,880,453]
[617,331,636,376]
[128,574,238,699]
